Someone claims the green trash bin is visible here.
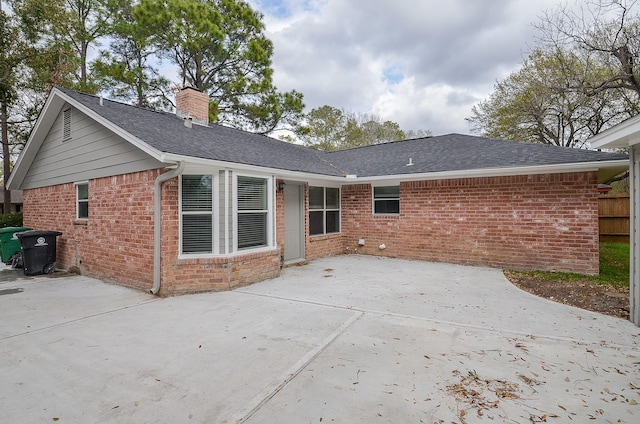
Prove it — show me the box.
[0,227,31,264]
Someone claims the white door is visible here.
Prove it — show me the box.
[283,184,304,264]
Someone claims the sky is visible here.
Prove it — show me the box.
[247,0,567,136]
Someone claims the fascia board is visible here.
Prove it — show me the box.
[162,152,627,187]
[7,90,65,189]
[590,115,640,149]
[341,160,628,185]
[160,153,347,183]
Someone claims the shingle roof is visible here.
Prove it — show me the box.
[59,88,627,178]
[326,134,629,177]
[59,87,344,176]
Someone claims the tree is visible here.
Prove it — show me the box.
[468,49,630,147]
[341,110,406,149]
[135,0,304,133]
[55,0,112,93]
[296,105,410,151]
[92,0,172,108]
[1,0,72,214]
[405,129,433,139]
[469,1,640,148]
[296,105,347,151]
[536,0,640,100]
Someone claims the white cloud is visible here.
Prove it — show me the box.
[250,0,567,134]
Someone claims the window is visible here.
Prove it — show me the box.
[76,183,89,219]
[179,173,273,255]
[181,175,213,253]
[63,109,72,141]
[309,186,340,236]
[237,176,268,249]
[373,186,399,214]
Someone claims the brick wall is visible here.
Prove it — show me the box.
[340,172,600,274]
[276,180,285,260]
[23,170,600,291]
[23,170,281,295]
[159,177,280,295]
[302,183,345,260]
[23,170,160,289]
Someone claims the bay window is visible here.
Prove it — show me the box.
[180,172,272,255]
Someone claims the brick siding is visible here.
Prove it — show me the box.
[22,170,281,294]
[22,170,600,294]
[23,171,160,288]
[339,172,599,274]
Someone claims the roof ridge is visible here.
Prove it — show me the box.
[56,86,174,119]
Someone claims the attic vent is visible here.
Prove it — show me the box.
[63,109,72,141]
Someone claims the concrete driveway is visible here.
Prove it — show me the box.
[1,256,639,423]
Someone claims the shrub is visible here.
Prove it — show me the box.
[0,212,24,228]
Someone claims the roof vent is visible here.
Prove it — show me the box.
[406,157,414,166]
[183,115,193,128]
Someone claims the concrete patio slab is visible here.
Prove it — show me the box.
[1,256,639,423]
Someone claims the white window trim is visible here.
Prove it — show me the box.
[372,185,400,215]
[233,172,274,251]
[179,171,275,258]
[75,181,89,220]
[179,174,216,255]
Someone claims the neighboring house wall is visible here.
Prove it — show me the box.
[20,106,163,190]
[341,172,600,274]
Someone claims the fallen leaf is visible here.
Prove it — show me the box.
[630,399,638,405]
[558,405,567,411]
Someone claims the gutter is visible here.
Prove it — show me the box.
[151,162,186,295]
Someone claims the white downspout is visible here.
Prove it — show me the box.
[151,162,186,295]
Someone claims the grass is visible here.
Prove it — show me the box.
[510,242,630,290]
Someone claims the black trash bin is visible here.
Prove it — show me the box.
[16,230,63,275]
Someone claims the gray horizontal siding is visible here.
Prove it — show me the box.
[21,106,165,189]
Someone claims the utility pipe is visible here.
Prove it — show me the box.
[152,162,185,294]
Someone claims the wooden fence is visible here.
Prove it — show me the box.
[599,194,630,243]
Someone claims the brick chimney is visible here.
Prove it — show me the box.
[175,87,209,125]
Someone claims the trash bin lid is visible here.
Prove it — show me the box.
[16,230,63,239]
[0,226,31,234]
